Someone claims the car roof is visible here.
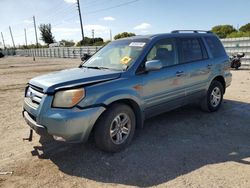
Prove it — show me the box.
[118,32,216,41]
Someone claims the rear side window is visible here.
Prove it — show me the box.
[204,36,226,58]
[177,38,207,63]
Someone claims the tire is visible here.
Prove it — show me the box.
[201,80,224,112]
[94,103,136,152]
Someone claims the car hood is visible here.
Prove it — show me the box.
[29,67,122,94]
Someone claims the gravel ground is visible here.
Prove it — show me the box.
[0,56,250,188]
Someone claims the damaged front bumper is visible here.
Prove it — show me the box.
[23,95,106,143]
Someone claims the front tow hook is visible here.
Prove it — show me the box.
[23,129,33,142]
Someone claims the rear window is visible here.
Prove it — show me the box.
[177,38,206,63]
[204,36,226,58]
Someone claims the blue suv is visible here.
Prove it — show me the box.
[23,30,232,152]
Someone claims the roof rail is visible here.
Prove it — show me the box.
[171,30,212,34]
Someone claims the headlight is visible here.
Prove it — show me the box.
[52,88,85,108]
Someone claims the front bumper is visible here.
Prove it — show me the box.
[23,96,106,143]
[23,111,47,135]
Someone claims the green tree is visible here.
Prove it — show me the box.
[103,40,111,45]
[239,23,250,32]
[114,32,136,40]
[18,43,47,49]
[76,37,104,46]
[60,39,75,47]
[39,24,55,45]
[226,31,250,38]
[211,25,236,38]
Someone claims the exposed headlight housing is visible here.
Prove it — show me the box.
[52,88,85,108]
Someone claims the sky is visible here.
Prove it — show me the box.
[0,0,250,47]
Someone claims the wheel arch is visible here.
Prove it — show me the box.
[93,98,144,134]
[211,75,226,93]
[108,99,144,129]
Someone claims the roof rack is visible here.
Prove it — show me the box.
[171,30,212,34]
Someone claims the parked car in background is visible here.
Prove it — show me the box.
[23,30,232,152]
[49,42,65,48]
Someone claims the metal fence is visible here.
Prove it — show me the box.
[2,49,16,56]
[221,37,250,67]
[4,37,250,67]
[15,46,102,59]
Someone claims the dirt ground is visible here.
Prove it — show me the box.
[0,56,250,188]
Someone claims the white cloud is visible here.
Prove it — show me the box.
[26,27,34,32]
[84,24,109,34]
[52,25,109,38]
[64,0,76,4]
[53,27,80,32]
[52,25,109,33]
[23,19,33,24]
[103,16,115,21]
[134,23,151,30]
[52,27,80,37]
[141,30,149,33]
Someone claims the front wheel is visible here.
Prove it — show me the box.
[94,104,136,152]
[201,80,224,112]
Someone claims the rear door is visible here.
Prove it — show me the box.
[177,37,211,100]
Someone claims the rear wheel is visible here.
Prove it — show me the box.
[94,104,135,152]
[201,80,224,112]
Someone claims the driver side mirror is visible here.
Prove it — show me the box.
[145,60,163,72]
[81,53,92,62]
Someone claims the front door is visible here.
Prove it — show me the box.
[140,38,187,117]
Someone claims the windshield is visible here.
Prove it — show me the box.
[83,39,148,71]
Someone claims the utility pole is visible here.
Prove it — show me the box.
[9,26,15,49]
[92,29,95,44]
[92,29,94,39]
[76,0,84,43]
[110,29,112,41]
[33,16,39,48]
[1,32,6,49]
[24,28,28,46]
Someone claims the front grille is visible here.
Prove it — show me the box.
[25,86,44,106]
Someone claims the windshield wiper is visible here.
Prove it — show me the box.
[81,65,123,71]
[81,65,111,70]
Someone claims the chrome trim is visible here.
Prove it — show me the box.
[23,111,45,129]
[29,87,44,98]
[32,96,42,103]
[26,86,44,106]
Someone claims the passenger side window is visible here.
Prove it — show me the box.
[178,38,205,63]
[204,36,226,58]
[146,39,176,67]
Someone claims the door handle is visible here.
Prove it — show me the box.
[176,71,184,77]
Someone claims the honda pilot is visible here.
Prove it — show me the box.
[23,30,232,152]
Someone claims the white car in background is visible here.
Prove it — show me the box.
[49,42,64,48]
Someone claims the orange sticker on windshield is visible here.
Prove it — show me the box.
[120,56,132,65]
